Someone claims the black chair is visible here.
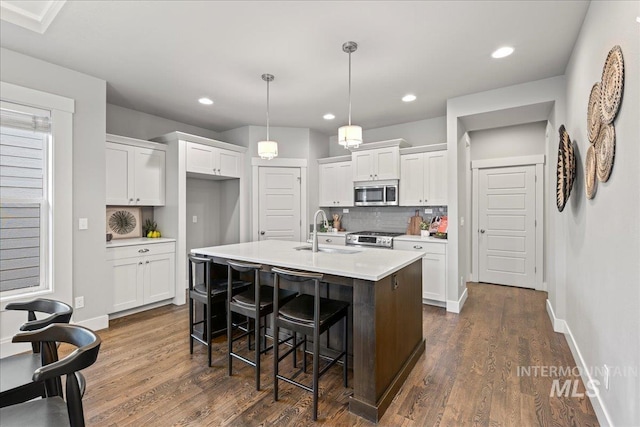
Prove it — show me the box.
[0,324,101,427]
[0,298,73,408]
[272,267,349,421]
[226,260,297,390]
[188,254,250,367]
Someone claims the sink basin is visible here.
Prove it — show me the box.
[294,245,360,255]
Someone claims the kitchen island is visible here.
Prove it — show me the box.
[191,240,425,422]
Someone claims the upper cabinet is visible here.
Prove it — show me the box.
[319,158,353,207]
[351,139,408,182]
[106,135,166,206]
[400,149,448,206]
[186,142,241,178]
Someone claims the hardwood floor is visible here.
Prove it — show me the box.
[62,283,599,426]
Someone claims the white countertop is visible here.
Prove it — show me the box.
[107,237,176,248]
[191,240,423,282]
[395,235,448,244]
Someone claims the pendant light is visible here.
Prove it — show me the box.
[338,41,362,150]
[258,73,278,160]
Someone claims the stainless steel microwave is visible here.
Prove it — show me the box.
[354,181,399,206]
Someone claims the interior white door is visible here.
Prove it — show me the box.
[478,165,536,288]
[258,167,301,241]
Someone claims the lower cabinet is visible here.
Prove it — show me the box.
[107,242,176,313]
[393,239,447,304]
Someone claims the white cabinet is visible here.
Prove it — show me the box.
[400,150,448,206]
[393,239,446,304]
[352,147,400,182]
[319,161,353,206]
[186,142,241,178]
[106,138,166,206]
[107,242,176,313]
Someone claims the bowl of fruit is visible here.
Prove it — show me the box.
[143,219,162,238]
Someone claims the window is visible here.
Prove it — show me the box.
[0,102,51,296]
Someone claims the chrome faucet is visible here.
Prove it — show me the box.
[312,209,329,252]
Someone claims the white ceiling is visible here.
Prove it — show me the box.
[0,1,590,136]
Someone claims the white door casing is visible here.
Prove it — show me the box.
[258,166,302,242]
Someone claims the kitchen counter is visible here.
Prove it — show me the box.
[191,239,424,423]
[395,234,448,244]
[191,240,422,282]
[106,237,176,248]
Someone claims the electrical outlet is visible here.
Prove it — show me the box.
[192,216,198,223]
[604,364,610,390]
[460,217,465,226]
[78,218,88,230]
[460,276,464,288]
[75,296,84,309]
[424,208,433,214]
[342,208,349,213]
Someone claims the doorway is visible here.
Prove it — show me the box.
[472,156,544,289]
[251,158,308,242]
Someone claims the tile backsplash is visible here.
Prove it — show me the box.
[325,206,447,233]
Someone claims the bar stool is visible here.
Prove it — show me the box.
[272,267,349,421]
[188,254,250,367]
[226,260,297,390]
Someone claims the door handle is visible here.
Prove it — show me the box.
[260,231,265,235]
[480,229,486,234]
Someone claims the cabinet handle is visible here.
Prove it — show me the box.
[129,198,134,202]
[419,199,422,203]
[217,168,221,174]
[413,245,423,249]
[146,260,150,264]
[136,198,140,202]
[260,231,265,235]
[374,174,377,179]
[139,261,143,265]
[138,248,149,253]
[326,239,332,243]
[369,174,373,179]
[480,229,486,234]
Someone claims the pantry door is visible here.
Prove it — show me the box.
[257,167,302,241]
[477,165,537,288]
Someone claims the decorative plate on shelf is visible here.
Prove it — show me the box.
[595,123,615,182]
[106,207,141,239]
[600,45,624,125]
[585,145,597,200]
[556,125,575,212]
[587,82,602,144]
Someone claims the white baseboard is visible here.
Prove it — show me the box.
[74,314,109,331]
[564,322,613,427]
[109,300,173,320]
[545,299,567,333]
[446,287,468,313]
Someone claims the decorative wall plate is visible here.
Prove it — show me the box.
[587,83,602,144]
[106,207,142,239]
[556,125,576,212]
[595,123,615,182]
[600,45,624,124]
[585,145,597,200]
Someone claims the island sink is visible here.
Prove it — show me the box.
[294,245,361,255]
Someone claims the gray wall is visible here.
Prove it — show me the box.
[563,1,639,424]
[106,104,221,140]
[469,121,547,161]
[328,116,446,157]
[0,47,107,324]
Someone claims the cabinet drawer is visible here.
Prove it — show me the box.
[394,240,446,254]
[318,235,346,246]
[107,242,176,260]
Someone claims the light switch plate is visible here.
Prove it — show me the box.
[192,216,198,223]
[78,218,88,230]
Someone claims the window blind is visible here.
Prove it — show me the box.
[0,104,49,292]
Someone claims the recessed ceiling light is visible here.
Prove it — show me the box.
[491,46,514,59]
[323,113,335,120]
[402,94,417,102]
[636,16,640,23]
[198,97,214,105]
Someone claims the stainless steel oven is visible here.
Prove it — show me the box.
[354,181,398,206]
